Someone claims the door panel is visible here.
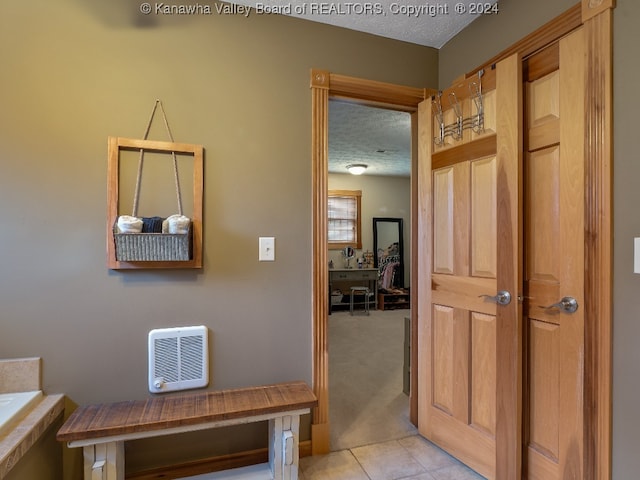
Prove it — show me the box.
[433,304,455,413]
[524,28,585,480]
[419,53,522,480]
[470,312,496,435]
[528,320,560,461]
[471,156,497,278]
[433,167,456,274]
[527,146,560,289]
[527,70,559,128]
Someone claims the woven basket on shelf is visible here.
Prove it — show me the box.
[113,223,192,262]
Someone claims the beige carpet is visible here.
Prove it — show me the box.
[328,308,418,451]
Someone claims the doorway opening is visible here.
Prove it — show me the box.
[327,100,416,450]
[310,69,430,455]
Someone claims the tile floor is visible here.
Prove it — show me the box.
[300,435,486,480]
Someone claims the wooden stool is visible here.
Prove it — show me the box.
[350,286,370,315]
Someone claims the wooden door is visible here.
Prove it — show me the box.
[418,53,522,480]
[523,28,585,480]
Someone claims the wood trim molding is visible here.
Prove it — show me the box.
[310,71,428,454]
[310,74,330,455]
[410,111,420,426]
[310,69,330,90]
[467,3,582,78]
[328,73,427,111]
[582,0,615,22]
[583,8,613,480]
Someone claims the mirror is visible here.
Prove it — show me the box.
[373,217,404,289]
[341,246,355,268]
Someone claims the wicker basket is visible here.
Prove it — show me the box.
[113,223,192,261]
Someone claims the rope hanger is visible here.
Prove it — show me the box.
[132,100,183,217]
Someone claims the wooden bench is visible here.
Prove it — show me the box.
[57,381,317,480]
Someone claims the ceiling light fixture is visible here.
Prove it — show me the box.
[346,164,368,175]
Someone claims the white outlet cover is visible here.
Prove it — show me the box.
[634,238,640,274]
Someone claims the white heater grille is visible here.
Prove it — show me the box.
[148,326,209,393]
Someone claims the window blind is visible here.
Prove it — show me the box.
[328,195,357,243]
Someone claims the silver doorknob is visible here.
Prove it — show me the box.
[541,296,579,313]
[479,290,511,306]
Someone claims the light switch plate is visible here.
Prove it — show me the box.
[259,237,275,261]
[635,238,640,273]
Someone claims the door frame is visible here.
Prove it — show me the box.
[309,70,431,454]
[310,3,613,478]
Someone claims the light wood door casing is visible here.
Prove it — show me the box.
[524,28,585,480]
[418,54,522,480]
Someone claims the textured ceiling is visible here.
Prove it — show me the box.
[229,0,493,48]
[329,101,411,177]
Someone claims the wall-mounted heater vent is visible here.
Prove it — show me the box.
[148,325,209,393]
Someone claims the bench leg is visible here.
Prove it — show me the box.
[83,442,124,480]
[269,415,301,480]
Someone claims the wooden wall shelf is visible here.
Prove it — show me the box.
[106,137,204,270]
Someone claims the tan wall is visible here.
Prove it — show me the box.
[0,0,437,477]
[611,1,640,478]
[439,0,640,477]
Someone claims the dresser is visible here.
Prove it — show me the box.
[329,268,378,312]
